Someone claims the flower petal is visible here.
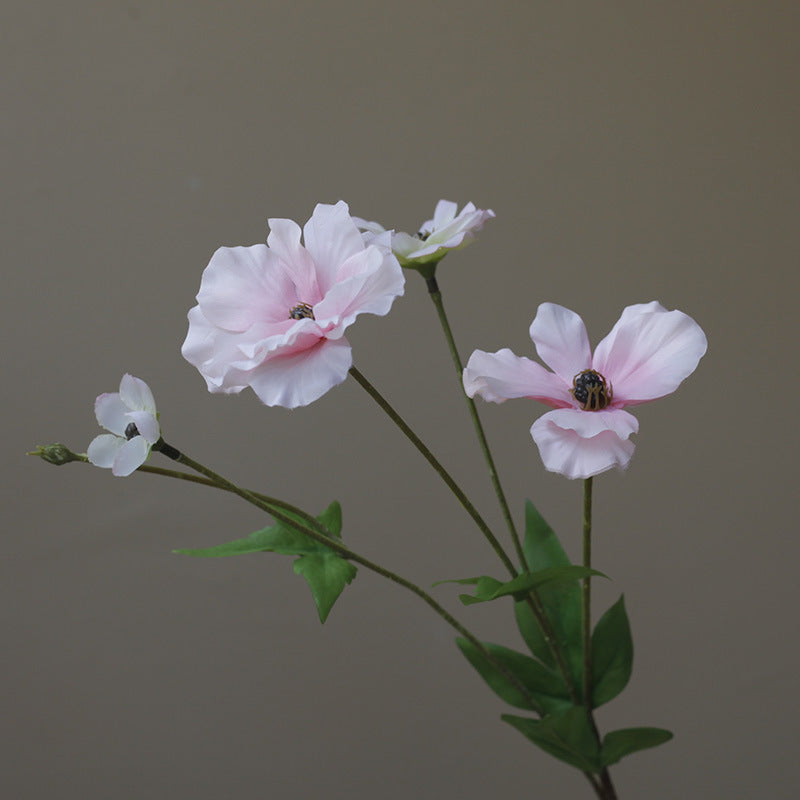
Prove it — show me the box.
[313,246,404,336]
[529,303,592,384]
[247,337,353,408]
[94,393,129,436]
[196,245,292,331]
[267,217,322,303]
[530,408,639,479]
[592,302,708,405]
[302,202,364,287]
[119,374,156,414]
[87,434,125,468]
[463,348,572,406]
[112,436,151,477]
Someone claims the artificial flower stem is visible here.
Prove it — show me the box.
[348,365,517,577]
[424,276,527,570]
[423,279,583,707]
[580,478,618,800]
[152,441,540,709]
[582,477,594,709]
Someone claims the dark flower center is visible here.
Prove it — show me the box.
[124,422,140,440]
[571,369,613,411]
[415,230,431,241]
[289,302,315,320]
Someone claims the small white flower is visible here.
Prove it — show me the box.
[86,374,160,477]
[354,199,495,269]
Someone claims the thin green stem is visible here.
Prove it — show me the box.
[150,440,540,709]
[348,365,517,577]
[425,276,527,570]
[422,278,582,706]
[581,477,618,800]
[582,476,593,708]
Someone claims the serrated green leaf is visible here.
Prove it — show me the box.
[175,501,355,623]
[293,551,357,623]
[503,707,602,772]
[456,638,572,715]
[514,501,584,686]
[458,566,606,607]
[600,727,673,766]
[592,595,633,707]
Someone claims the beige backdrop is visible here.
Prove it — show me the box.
[4,1,798,798]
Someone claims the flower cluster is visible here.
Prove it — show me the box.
[464,302,707,479]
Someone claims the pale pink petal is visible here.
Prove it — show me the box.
[87,434,125,468]
[247,337,353,408]
[530,408,639,479]
[529,303,592,383]
[391,232,426,259]
[463,349,572,406]
[112,436,150,477]
[267,218,322,303]
[95,393,128,436]
[592,303,708,405]
[428,199,459,229]
[302,202,363,287]
[314,247,404,335]
[119,374,156,414]
[196,245,292,331]
[125,410,160,444]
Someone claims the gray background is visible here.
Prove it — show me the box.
[4,1,798,798]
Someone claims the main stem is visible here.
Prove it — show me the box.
[581,477,618,800]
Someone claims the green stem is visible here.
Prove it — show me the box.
[348,365,517,577]
[149,440,540,710]
[582,477,593,708]
[425,276,527,569]
[581,477,618,800]
[422,278,582,706]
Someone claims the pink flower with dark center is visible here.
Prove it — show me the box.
[463,302,707,479]
[181,201,405,409]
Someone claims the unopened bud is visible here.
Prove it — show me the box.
[28,443,83,466]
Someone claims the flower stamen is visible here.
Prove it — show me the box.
[571,369,613,411]
[289,302,315,320]
[124,422,140,440]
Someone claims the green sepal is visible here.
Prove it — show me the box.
[456,638,572,715]
[174,501,355,623]
[600,727,673,766]
[502,707,602,772]
[591,595,633,707]
[451,566,606,606]
[514,500,585,686]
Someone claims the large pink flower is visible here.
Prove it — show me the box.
[182,201,405,409]
[463,302,707,479]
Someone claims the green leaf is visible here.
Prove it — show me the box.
[600,727,673,766]
[293,551,357,624]
[458,567,606,606]
[175,501,355,623]
[592,595,633,707]
[514,500,584,686]
[456,638,572,715]
[503,707,602,772]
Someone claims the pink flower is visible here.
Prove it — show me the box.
[463,302,707,479]
[87,374,160,477]
[181,201,405,409]
[354,199,495,268]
